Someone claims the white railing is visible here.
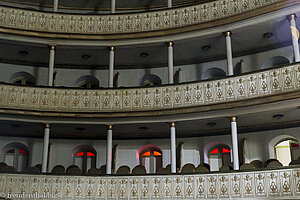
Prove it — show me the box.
[0,167,299,199]
[0,0,281,35]
[0,64,299,113]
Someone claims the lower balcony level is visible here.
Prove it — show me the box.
[0,166,300,199]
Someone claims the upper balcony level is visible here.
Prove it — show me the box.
[0,0,297,41]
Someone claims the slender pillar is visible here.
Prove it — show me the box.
[106,125,113,174]
[225,32,233,76]
[230,117,239,170]
[108,46,115,88]
[42,124,50,173]
[168,42,174,84]
[53,0,59,12]
[167,0,172,8]
[111,0,116,13]
[170,122,176,173]
[289,14,300,62]
[48,45,55,86]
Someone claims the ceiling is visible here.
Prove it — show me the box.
[0,107,299,140]
[0,15,297,70]
[0,0,200,13]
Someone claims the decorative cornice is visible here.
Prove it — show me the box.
[0,0,286,39]
[0,168,299,198]
[0,64,299,115]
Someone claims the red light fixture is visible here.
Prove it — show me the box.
[210,148,219,154]
[142,151,150,156]
[222,148,231,153]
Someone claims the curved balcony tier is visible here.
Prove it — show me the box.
[0,0,295,40]
[0,64,299,122]
[0,167,300,199]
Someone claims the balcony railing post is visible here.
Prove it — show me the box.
[42,123,50,173]
[170,122,176,173]
[48,45,55,87]
[108,46,115,88]
[168,0,172,8]
[106,125,113,174]
[230,117,239,170]
[53,0,58,12]
[225,31,234,76]
[289,14,300,62]
[168,41,174,84]
[111,0,116,13]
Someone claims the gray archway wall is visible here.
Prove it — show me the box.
[201,68,226,80]
[9,71,36,85]
[261,56,290,69]
[75,75,99,88]
[139,74,162,86]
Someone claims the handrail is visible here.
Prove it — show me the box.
[0,64,299,113]
[0,167,299,199]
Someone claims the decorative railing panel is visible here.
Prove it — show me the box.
[0,64,299,113]
[0,0,282,35]
[0,168,299,199]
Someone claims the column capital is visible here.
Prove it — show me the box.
[170,122,176,127]
[224,31,232,37]
[107,125,113,130]
[230,116,237,122]
[108,46,115,51]
[45,123,50,128]
[167,41,174,47]
[288,13,297,21]
[49,45,56,51]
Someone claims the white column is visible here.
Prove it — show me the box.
[48,45,55,86]
[108,46,115,88]
[111,0,116,13]
[53,0,59,12]
[106,125,113,174]
[225,32,233,76]
[167,0,172,8]
[289,14,300,62]
[230,117,239,170]
[168,42,174,84]
[42,124,50,173]
[170,122,176,173]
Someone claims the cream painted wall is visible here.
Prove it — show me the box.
[0,126,299,173]
[0,45,294,88]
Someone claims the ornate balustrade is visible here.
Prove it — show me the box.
[0,64,299,114]
[0,0,287,39]
[0,167,299,199]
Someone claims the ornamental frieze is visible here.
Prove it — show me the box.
[0,64,299,113]
[0,0,282,36]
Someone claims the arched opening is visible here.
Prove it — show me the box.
[201,68,226,80]
[75,75,99,89]
[3,142,29,172]
[10,72,36,85]
[261,56,290,69]
[275,139,299,166]
[208,144,231,171]
[72,145,96,173]
[137,144,162,173]
[139,74,162,86]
